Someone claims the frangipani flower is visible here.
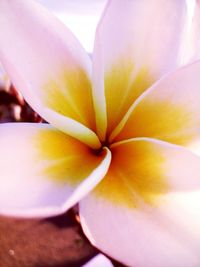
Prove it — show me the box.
[1,0,200,266]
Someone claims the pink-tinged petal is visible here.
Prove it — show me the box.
[80,195,200,267]
[82,254,114,267]
[0,0,100,149]
[92,0,187,139]
[0,123,111,218]
[80,138,200,267]
[111,61,200,150]
[179,0,200,64]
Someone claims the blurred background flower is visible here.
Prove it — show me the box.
[36,0,106,53]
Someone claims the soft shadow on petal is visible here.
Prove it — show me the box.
[0,123,111,218]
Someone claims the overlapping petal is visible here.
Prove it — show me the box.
[0,0,101,149]
[80,195,200,267]
[92,0,187,139]
[111,61,200,152]
[0,123,111,218]
[80,138,200,267]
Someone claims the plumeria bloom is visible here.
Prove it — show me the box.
[1,0,200,266]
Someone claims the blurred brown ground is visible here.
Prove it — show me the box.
[0,211,97,267]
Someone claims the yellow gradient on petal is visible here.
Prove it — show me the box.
[34,128,105,184]
[94,140,169,208]
[114,97,194,145]
[42,67,96,131]
[105,59,153,136]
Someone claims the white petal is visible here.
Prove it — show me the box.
[0,123,111,218]
[0,0,100,149]
[80,194,200,267]
[82,254,114,267]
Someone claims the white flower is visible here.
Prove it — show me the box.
[1,1,200,266]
